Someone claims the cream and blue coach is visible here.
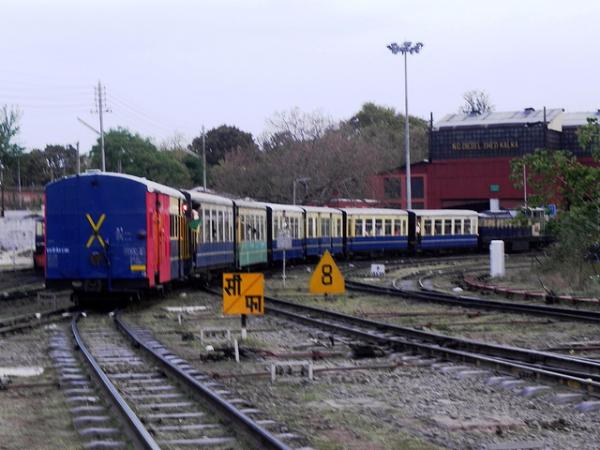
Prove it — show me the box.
[408,209,478,251]
[184,190,235,271]
[341,208,409,254]
[264,203,305,262]
[302,205,344,257]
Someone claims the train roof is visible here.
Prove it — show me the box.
[261,202,305,213]
[341,208,408,216]
[233,198,268,210]
[185,190,234,207]
[302,205,343,214]
[48,171,185,199]
[409,209,478,217]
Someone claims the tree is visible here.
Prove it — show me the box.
[0,105,24,162]
[510,120,600,274]
[189,125,257,166]
[346,102,429,168]
[212,109,381,203]
[577,117,600,160]
[460,90,494,115]
[89,128,192,187]
[44,144,78,181]
[0,105,25,187]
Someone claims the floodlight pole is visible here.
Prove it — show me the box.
[202,126,207,190]
[387,41,423,209]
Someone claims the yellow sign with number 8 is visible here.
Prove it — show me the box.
[309,250,345,294]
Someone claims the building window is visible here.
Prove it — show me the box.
[411,177,424,199]
[384,177,401,199]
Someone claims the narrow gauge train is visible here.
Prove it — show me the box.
[478,208,551,252]
[44,172,538,297]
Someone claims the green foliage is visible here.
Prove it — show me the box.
[346,102,429,168]
[510,130,600,270]
[0,105,24,163]
[89,128,192,187]
[576,117,600,160]
[189,125,257,166]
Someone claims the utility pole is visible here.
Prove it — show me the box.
[93,81,110,172]
[0,162,4,218]
[202,126,207,190]
[17,157,22,209]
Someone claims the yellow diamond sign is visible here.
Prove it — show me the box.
[223,273,264,315]
[309,250,345,295]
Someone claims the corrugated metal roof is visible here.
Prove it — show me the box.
[561,111,600,127]
[435,108,563,129]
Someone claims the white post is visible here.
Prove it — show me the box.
[490,240,505,278]
[282,249,286,288]
[234,338,239,363]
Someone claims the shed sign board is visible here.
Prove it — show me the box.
[222,273,264,315]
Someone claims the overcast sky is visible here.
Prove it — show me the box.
[2,0,599,153]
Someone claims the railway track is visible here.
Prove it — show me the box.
[72,312,294,450]
[344,277,600,324]
[263,294,600,396]
[0,306,73,335]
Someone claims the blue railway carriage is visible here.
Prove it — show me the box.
[342,208,409,255]
[302,206,344,257]
[184,190,235,271]
[264,203,305,263]
[45,172,187,293]
[234,199,268,268]
[408,209,478,252]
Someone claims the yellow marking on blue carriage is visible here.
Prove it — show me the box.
[85,213,106,248]
[130,264,146,272]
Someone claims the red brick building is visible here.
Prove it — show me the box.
[371,108,599,211]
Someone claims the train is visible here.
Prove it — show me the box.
[43,171,549,297]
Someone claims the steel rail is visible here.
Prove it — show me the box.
[70,313,161,450]
[347,278,600,324]
[114,312,292,450]
[263,295,600,394]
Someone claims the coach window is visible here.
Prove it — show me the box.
[384,219,392,236]
[365,219,373,236]
[354,219,362,237]
[375,219,383,236]
[423,219,432,236]
[393,220,401,236]
[434,219,442,235]
[444,219,452,235]
[321,217,331,237]
[216,211,222,242]
[464,219,471,234]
